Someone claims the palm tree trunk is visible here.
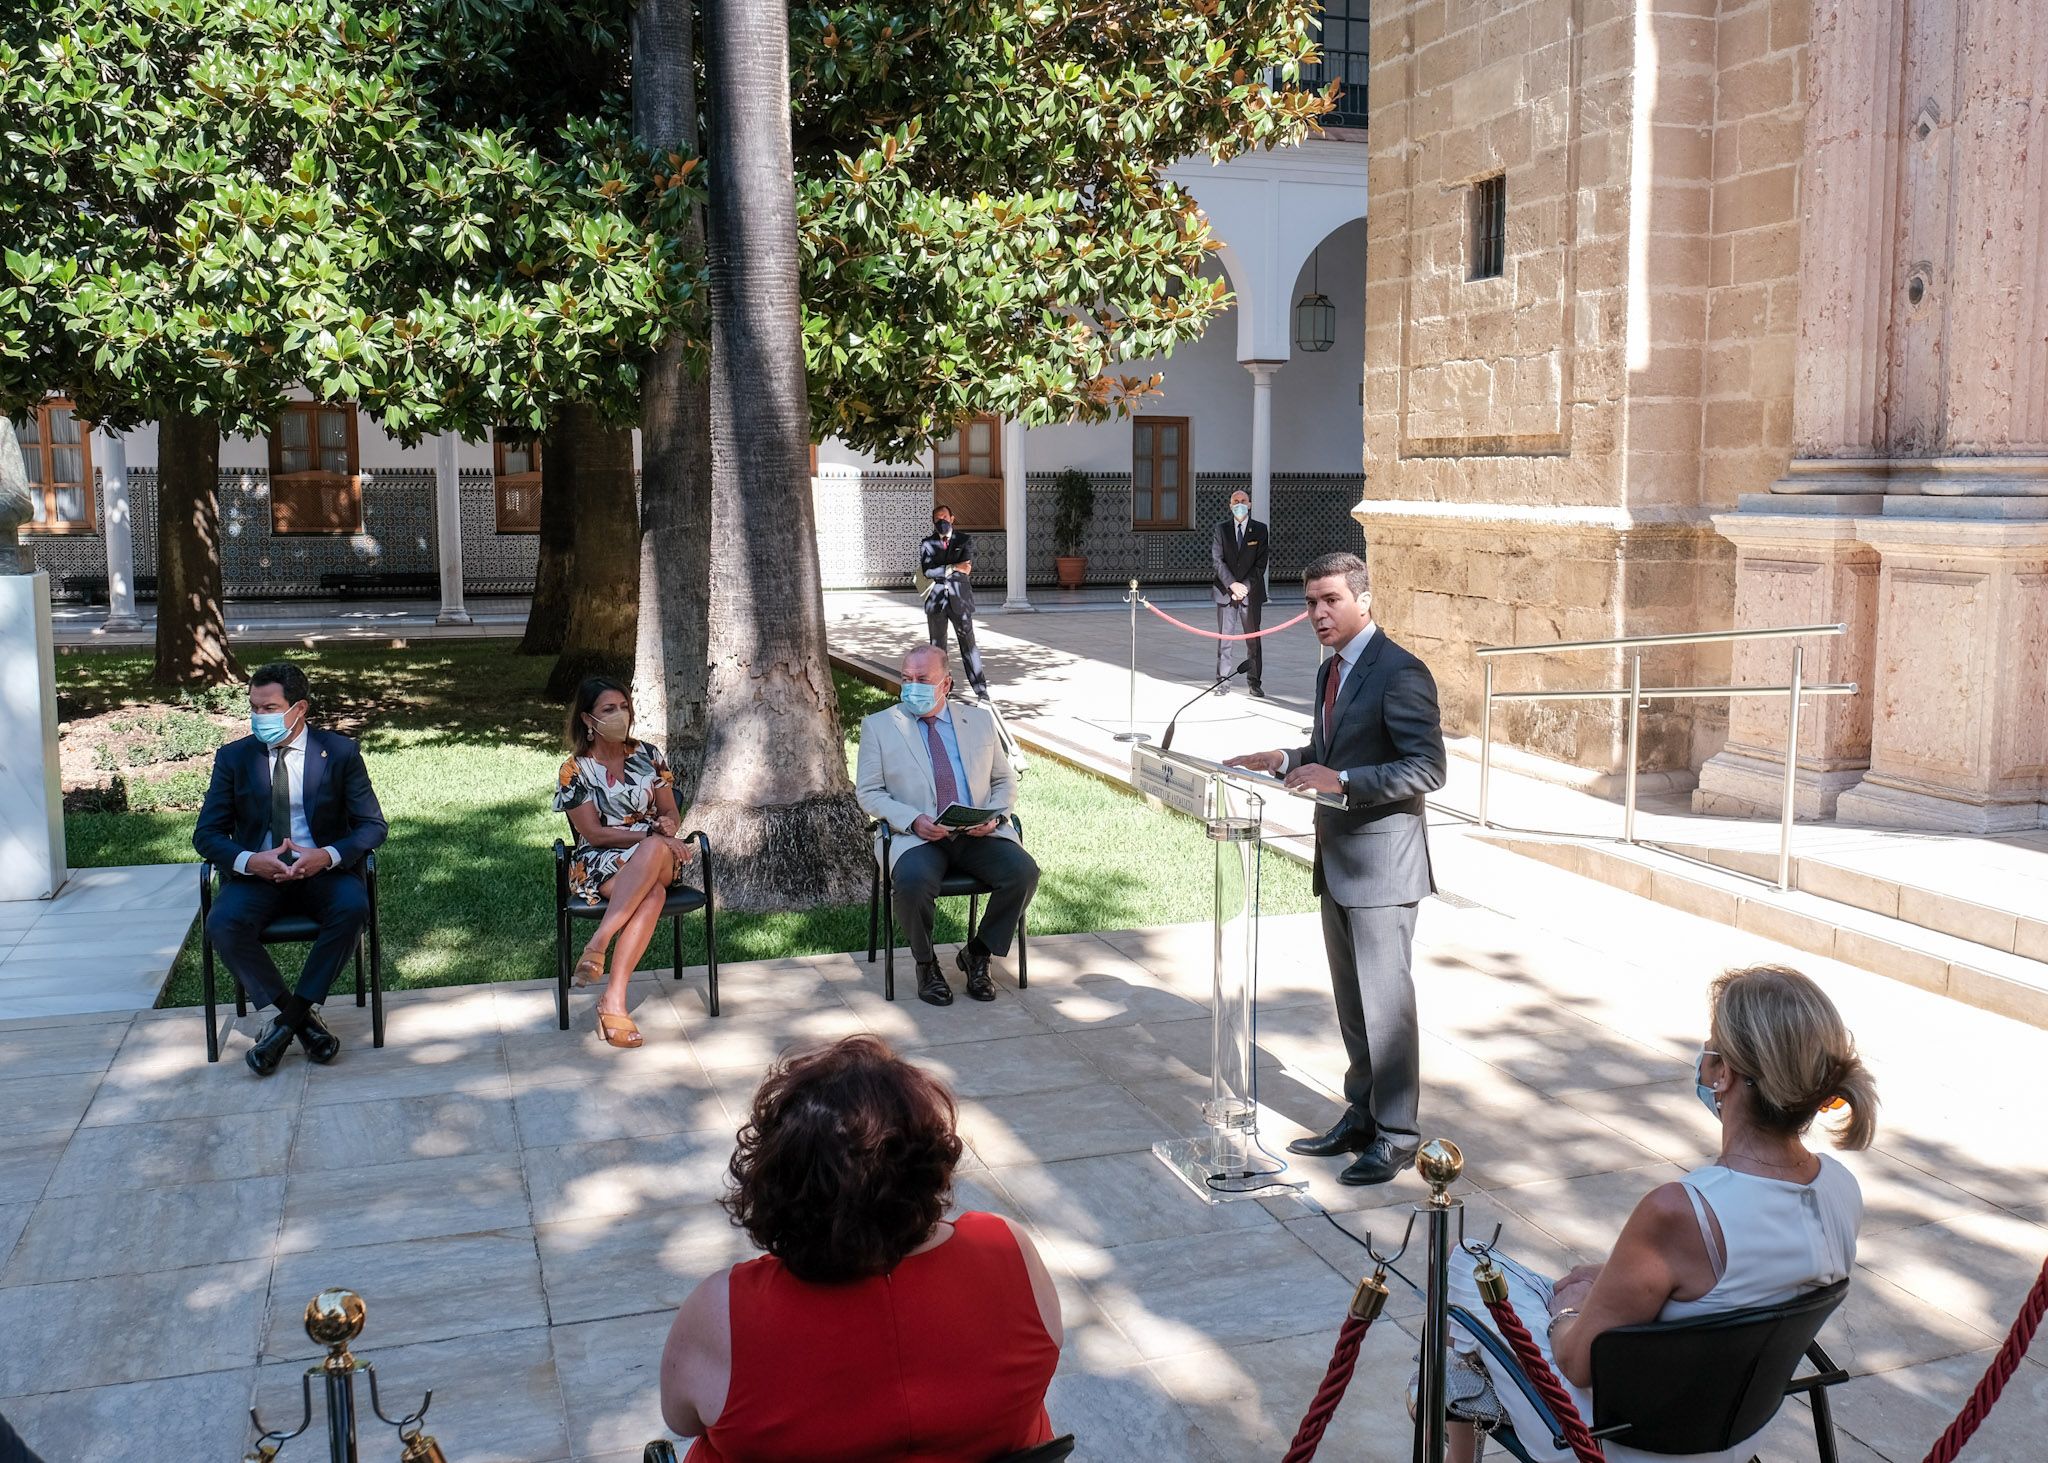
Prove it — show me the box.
[545,402,640,700]
[519,422,576,655]
[694,0,866,909]
[151,410,239,687]
[629,0,713,800]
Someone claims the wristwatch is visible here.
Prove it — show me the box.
[1336,769,1350,794]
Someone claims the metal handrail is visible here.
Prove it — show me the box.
[1475,623,1847,658]
[1477,624,1854,891]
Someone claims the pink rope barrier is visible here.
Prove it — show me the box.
[1140,600,1311,641]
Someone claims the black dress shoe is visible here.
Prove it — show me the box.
[916,961,954,1006]
[297,1010,341,1065]
[1340,1136,1422,1187]
[1287,1109,1378,1159]
[1248,682,1268,700]
[245,1019,295,1077]
[956,945,997,1002]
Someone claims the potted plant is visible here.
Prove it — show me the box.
[1051,467,1095,589]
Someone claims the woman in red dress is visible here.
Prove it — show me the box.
[659,1035,1064,1462]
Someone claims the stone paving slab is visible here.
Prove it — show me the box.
[2,882,2043,1460]
[0,864,196,1023]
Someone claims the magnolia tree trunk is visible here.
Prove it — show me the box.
[151,410,239,687]
[629,0,713,799]
[545,402,640,700]
[519,423,577,656]
[693,0,866,909]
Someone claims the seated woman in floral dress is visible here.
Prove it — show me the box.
[554,676,696,1049]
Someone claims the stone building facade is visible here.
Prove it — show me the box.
[1357,0,2047,831]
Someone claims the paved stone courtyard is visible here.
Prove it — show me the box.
[4,822,2046,1462]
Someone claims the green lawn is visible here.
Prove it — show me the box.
[58,640,1316,1006]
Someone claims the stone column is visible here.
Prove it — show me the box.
[433,432,471,626]
[1940,0,2048,456]
[94,426,142,632]
[1245,362,1281,525]
[0,570,68,900]
[1834,515,2048,832]
[1002,417,1031,610]
[1693,513,1880,819]
[1784,0,1908,473]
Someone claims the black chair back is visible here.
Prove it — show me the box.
[1587,1277,1849,1452]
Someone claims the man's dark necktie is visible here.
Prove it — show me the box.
[1321,660,1341,738]
[271,745,292,848]
[921,717,961,810]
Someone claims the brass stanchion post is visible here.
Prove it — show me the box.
[1412,1139,1466,1463]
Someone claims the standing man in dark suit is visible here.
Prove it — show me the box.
[919,503,990,700]
[194,660,387,1076]
[1211,488,1270,698]
[1226,551,1447,1185]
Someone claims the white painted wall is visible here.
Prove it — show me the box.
[819,215,1366,478]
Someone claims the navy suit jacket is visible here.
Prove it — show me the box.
[192,729,387,876]
[1288,630,1448,907]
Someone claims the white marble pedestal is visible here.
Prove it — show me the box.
[0,571,67,901]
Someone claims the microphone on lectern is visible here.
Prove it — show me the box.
[1160,659,1253,752]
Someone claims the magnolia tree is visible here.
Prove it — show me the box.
[3,0,1330,902]
[662,0,1334,904]
[0,0,696,684]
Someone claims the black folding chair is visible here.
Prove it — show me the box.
[554,834,718,1028]
[1449,1277,1850,1462]
[198,852,383,1063]
[643,1434,1073,1462]
[865,814,1029,1001]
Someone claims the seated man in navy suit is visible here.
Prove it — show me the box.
[194,661,387,1075]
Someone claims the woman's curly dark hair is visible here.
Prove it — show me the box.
[722,1035,964,1284]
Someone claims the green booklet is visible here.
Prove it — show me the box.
[936,802,1003,830]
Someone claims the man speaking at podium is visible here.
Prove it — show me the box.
[1226,551,1446,1186]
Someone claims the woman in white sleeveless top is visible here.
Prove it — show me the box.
[1445,964,1879,1463]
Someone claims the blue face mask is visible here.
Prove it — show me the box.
[900,682,939,716]
[251,711,293,747]
[1695,1051,1722,1118]
[1231,502,1250,521]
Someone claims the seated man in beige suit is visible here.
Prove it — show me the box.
[856,644,1039,1006]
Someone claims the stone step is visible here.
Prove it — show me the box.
[1659,840,2048,965]
[1478,831,2048,1030]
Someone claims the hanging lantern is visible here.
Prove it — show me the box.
[1293,248,1335,353]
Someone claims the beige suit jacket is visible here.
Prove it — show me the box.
[855,700,1020,872]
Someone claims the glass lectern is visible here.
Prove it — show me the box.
[1142,749,1309,1204]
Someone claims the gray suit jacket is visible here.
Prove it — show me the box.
[1289,630,1448,907]
[855,701,1020,872]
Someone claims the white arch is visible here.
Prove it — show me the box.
[1168,145,1369,362]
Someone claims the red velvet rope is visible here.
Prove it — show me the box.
[1140,600,1311,641]
[1481,1291,1607,1463]
[1920,1253,2048,1463]
[1280,1314,1372,1463]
